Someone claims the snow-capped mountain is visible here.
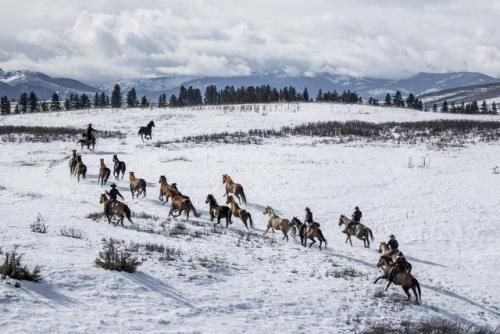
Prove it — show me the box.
[100,72,500,100]
[0,69,99,99]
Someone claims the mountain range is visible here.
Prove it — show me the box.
[1,68,499,103]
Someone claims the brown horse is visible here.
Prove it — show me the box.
[226,195,253,229]
[98,159,111,186]
[338,214,374,248]
[374,255,421,304]
[75,155,87,183]
[129,172,146,199]
[222,174,247,205]
[69,150,77,176]
[158,175,180,203]
[99,194,133,226]
[168,193,200,220]
[113,155,126,180]
[378,243,412,273]
[291,217,327,250]
[262,206,296,242]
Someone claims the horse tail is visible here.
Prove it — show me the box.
[368,228,374,241]
[190,202,200,217]
[82,165,87,179]
[240,188,247,205]
[104,168,111,183]
[137,128,142,135]
[124,205,133,224]
[318,229,327,247]
[288,221,297,235]
[413,277,422,302]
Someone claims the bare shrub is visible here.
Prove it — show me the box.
[60,227,85,239]
[30,214,48,234]
[86,212,105,221]
[332,267,364,279]
[132,212,159,221]
[363,318,497,334]
[0,249,42,282]
[95,239,141,273]
[0,125,125,143]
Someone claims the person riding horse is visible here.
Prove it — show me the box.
[84,123,96,139]
[343,206,362,233]
[105,183,124,215]
[304,207,320,230]
[388,234,399,251]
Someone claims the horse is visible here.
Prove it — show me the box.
[262,206,296,242]
[129,172,147,199]
[99,194,133,226]
[226,195,253,229]
[168,194,200,220]
[138,121,155,141]
[222,174,247,205]
[378,243,412,273]
[206,194,232,228]
[75,155,87,183]
[291,217,327,250]
[338,214,374,248]
[78,135,95,151]
[158,176,181,204]
[98,159,111,186]
[69,150,77,176]
[113,155,126,180]
[374,255,421,304]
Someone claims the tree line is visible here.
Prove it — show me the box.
[1,83,497,115]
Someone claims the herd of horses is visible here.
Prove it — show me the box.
[67,120,422,304]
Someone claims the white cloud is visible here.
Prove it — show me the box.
[0,0,499,82]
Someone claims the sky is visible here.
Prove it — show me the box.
[0,0,499,83]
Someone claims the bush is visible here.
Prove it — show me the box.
[0,125,125,143]
[332,267,364,278]
[86,212,105,221]
[0,250,42,282]
[30,214,48,233]
[95,239,141,273]
[363,318,497,334]
[60,227,85,239]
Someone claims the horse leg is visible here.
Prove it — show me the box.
[374,276,384,284]
[385,281,393,291]
[309,238,316,248]
[403,286,411,301]
[264,225,271,235]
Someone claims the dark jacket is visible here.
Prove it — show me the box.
[107,188,124,201]
[388,238,399,250]
[86,125,96,138]
[352,209,362,223]
[304,209,313,224]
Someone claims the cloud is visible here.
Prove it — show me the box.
[0,0,499,82]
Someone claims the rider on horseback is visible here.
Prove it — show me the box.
[85,123,96,139]
[343,206,362,233]
[304,207,320,231]
[387,234,399,251]
[105,183,124,215]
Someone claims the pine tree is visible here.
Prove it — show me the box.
[302,87,309,102]
[432,103,438,112]
[28,91,38,112]
[441,100,448,113]
[99,92,107,108]
[140,96,149,108]
[169,94,178,107]
[41,101,49,112]
[126,88,138,108]
[93,93,100,108]
[111,84,122,108]
[80,94,91,109]
[0,96,11,114]
[14,103,20,114]
[316,89,323,102]
[384,93,392,106]
[492,102,497,114]
[50,93,61,111]
[64,98,71,110]
[393,91,403,107]
[19,92,28,113]
[405,94,415,108]
[480,100,488,113]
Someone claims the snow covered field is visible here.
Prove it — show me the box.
[0,103,499,333]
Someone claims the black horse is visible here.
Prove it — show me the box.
[206,194,232,228]
[78,135,95,150]
[291,217,326,249]
[138,121,155,141]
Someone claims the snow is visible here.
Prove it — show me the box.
[0,103,499,333]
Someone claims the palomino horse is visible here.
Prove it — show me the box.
[338,214,374,248]
[69,150,77,176]
[226,195,253,229]
[113,155,126,180]
[206,194,232,228]
[129,172,147,198]
[168,192,200,220]
[378,242,412,273]
[138,121,155,141]
[222,174,247,205]
[98,159,111,186]
[374,255,421,304]
[262,206,296,242]
[75,155,87,183]
[291,217,327,250]
[99,194,133,226]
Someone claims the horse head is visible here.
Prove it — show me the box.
[338,214,346,226]
[159,175,167,184]
[226,195,234,205]
[262,206,273,216]
[149,121,155,128]
[205,194,215,204]
[99,193,107,204]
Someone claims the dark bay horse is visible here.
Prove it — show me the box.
[138,121,155,141]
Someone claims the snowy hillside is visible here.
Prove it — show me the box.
[0,103,499,333]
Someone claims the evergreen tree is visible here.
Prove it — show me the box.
[432,103,438,112]
[0,96,11,114]
[158,94,167,108]
[28,91,38,112]
[316,89,323,101]
[64,98,71,110]
[441,100,448,113]
[41,101,49,112]
[111,84,122,108]
[140,96,149,108]
[93,93,100,108]
[492,102,497,114]
[126,88,138,108]
[50,93,61,111]
[384,93,392,106]
[80,94,91,109]
[14,103,20,114]
[405,93,415,108]
[19,92,28,113]
[169,94,178,107]
[393,91,403,107]
[99,92,107,108]
[302,87,309,102]
[480,100,488,113]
